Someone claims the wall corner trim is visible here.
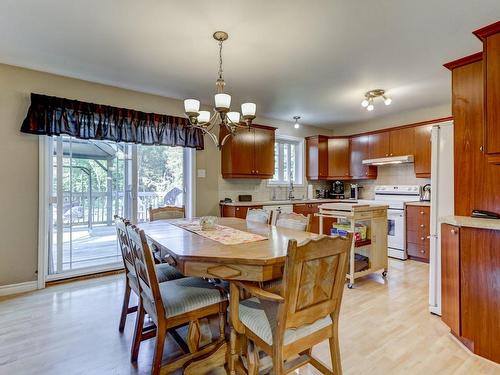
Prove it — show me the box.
[0,281,38,297]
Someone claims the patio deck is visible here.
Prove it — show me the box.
[52,224,122,272]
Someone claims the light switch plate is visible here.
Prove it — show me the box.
[197,169,206,178]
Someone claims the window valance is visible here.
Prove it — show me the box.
[20,93,204,150]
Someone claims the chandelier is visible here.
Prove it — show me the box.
[183,31,256,149]
[361,89,392,111]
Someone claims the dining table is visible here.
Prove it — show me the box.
[137,217,320,374]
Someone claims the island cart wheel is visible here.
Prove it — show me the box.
[382,270,388,278]
[347,283,353,289]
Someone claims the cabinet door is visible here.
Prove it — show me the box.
[441,224,460,336]
[328,138,350,178]
[485,32,500,160]
[253,127,275,177]
[389,127,415,157]
[368,132,390,159]
[306,136,329,179]
[220,205,236,217]
[414,125,433,177]
[350,135,377,179]
[221,128,255,176]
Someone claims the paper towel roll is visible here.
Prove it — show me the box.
[307,184,314,199]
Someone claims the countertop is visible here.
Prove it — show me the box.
[405,201,431,207]
[440,215,500,231]
[219,198,355,207]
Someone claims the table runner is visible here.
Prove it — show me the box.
[173,221,267,245]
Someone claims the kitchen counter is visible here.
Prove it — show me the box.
[219,198,357,207]
[405,201,431,207]
[440,215,500,231]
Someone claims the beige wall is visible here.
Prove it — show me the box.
[0,63,332,286]
[332,103,451,136]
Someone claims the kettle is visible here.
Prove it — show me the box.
[421,184,431,201]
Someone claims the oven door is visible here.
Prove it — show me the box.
[387,209,405,250]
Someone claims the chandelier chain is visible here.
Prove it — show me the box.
[218,40,224,81]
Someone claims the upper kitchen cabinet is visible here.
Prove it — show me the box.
[414,125,433,177]
[327,138,351,179]
[306,135,329,180]
[368,128,415,159]
[368,132,390,159]
[350,135,377,179]
[389,127,415,157]
[221,124,275,179]
[474,22,500,164]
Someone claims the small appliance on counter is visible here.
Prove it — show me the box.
[238,194,252,202]
[471,209,500,219]
[349,183,362,200]
[329,181,346,199]
[421,184,431,201]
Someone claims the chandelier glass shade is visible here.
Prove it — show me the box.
[183,31,256,149]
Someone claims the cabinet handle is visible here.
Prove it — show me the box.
[390,153,393,156]
[480,145,484,152]
[256,170,259,173]
[385,153,389,157]
[420,211,424,215]
[450,228,457,234]
[420,237,425,241]
[420,250,425,254]
[236,208,239,211]
[420,224,425,228]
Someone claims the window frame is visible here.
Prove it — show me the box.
[268,135,304,186]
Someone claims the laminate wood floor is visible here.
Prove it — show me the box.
[0,259,498,374]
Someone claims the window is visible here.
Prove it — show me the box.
[269,137,304,185]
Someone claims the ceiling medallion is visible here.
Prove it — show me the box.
[361,89,392,111]
[183,31,256,149]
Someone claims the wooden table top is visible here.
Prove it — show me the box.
[138,217,320,266]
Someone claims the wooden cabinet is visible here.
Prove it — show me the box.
[368,132,390,159]
[405,205,430,262]
[389,127,415,157]
[327,138,350,179]
[475,22,500,163]
[441,224,460,336]
[293,203,335,234]
[221,125,275,179]
[305,136,329,180]
[220,205,263,219]
[414,125,433,177]
[368,128,415,159]
[440,224,500,364]
[350,135,377,179]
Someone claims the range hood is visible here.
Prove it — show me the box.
[362,155,414,166]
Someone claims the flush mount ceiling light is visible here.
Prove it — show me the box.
[184,31,257,149]
[293,116,301,129]
[361,89,392,111]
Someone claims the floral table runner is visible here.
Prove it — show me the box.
[173,221,267,245]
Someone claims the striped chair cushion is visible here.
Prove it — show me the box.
[238,297,332,345]
[144,277,226,318]
[128,264,183,295]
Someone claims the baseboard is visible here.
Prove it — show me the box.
[0,281,38,297]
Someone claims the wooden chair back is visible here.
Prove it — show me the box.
[149,206,185,221]
[280,234,352,330]
[275,212,311,232]
[246,208,272,224]
[114,216,135,275]
[126,224,165,323]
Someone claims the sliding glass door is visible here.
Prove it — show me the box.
[47,136,186,279]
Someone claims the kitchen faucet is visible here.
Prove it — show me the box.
[288,173,294,200]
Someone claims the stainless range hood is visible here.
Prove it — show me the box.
[362,155,414,166]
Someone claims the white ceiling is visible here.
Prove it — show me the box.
[1,1,498,128]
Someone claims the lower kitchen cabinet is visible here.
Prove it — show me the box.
[441,224,500,364]
[220,205,263,219]
[405,205,430,262]
[293,203,336,234]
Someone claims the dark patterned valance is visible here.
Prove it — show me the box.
[20,93,204,150]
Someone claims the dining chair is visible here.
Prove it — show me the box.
[246,208,272,224]
[275,212,311,232]
[126,224,228,375]
[149,205,185,221]
[114,216,184,333]
[262,212,312,293]
[229,234,352,375]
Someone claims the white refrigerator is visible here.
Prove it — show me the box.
[428,121,454,315]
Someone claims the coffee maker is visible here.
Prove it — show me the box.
[329,181,345,199]
[349,183,362,200]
